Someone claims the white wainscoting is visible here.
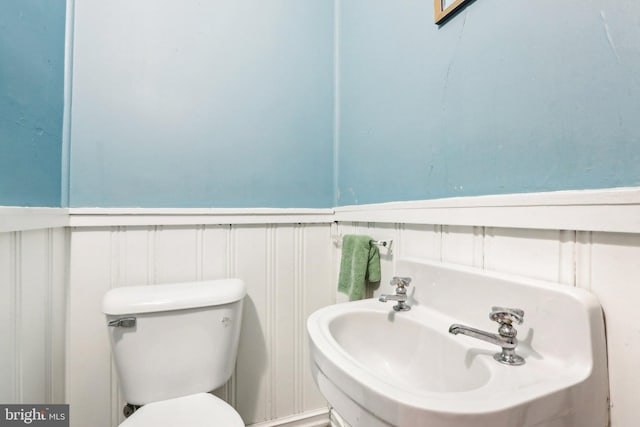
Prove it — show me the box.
[336,221,640,427]
[67,223,334,427]
[0,228,67,405]
[5,188,640,427]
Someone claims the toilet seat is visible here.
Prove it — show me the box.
[119,393,244,427]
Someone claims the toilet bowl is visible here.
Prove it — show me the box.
[102,279,246,426]
[119,393,243,427]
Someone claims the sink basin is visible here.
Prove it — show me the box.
[307,258,609,427]
[329,310,491,393]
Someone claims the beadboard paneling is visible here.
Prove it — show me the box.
[235,225,270,423]
[67,228,115,426]
[0,232,16,400]
[3,203,638,427]
[67,223,334,427]
[301,224,335,412]
[0,228,67,404]
[398,224,440,261]
[441,225,483,268]
[484,228,574,284]
[6,192,640,427]
[584,232,640,427]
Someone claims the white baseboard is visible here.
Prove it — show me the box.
[246,408,330,427]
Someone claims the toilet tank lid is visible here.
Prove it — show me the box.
[102,279,246,315]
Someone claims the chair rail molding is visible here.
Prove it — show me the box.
[0,208,69,233]
[4,187,640,232]
[334,187,640,233]
[68,208,335,227]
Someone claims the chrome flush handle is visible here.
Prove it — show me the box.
[108,317,137,328]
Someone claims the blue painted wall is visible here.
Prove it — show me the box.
[336,0,640,205]
[69,0,334,208]
[0,0,66,207]
[8,0,638,208]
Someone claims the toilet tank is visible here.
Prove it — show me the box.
[102,279,246,405]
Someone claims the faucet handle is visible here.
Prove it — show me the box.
[390,276,411,288]
[490,307,524,325]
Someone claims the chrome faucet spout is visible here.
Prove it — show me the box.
[449,307,526,366]
[378,294,407,303]
[448,324,516,349]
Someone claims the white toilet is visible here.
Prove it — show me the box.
[102,279,247,427]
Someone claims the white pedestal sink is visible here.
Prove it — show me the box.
[307,258,609,427]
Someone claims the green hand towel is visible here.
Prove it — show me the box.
[338,235,381,301]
